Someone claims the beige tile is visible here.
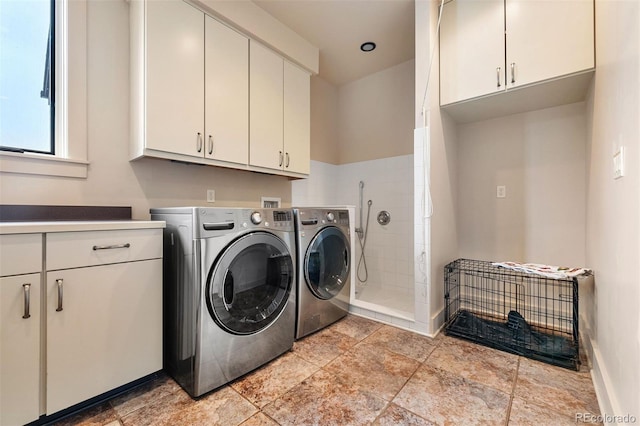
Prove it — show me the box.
[426,336,518,393]
[363,325,437,362]
[103,421,123,426]
[154,386,258,426]
[50,402,119,426]
[293,326,359,366]
[329,314,384,341]
[262,369,387,425]
[324,342,420,401]
[120,388,194,426]
[514,357,600,417]
[373,403,437,426]
[110,373,181,418]
[393,364,511,425]
[240,412,280,426]
[508,397,582,425]
[231,352,319,408]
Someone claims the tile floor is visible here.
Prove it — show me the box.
[52,315,601,426]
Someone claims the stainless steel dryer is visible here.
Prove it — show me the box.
[150,207,296,397]
[293,208,351,339]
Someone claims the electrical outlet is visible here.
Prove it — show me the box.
[496,185,506,198]
[206,189,215,203]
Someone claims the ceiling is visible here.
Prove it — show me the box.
[252,0,415,87]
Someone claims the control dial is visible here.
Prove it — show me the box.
[326,212,335,222]
[250,211,262,225]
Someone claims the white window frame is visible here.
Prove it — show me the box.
[0,0,88,178]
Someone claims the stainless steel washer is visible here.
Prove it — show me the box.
[293,208,351,339]
[150,207,296,397]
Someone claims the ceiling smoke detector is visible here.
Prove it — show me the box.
[360,42,376,52]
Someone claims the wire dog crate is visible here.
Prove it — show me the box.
[444,259,579,370]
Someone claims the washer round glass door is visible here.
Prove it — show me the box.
[304,227,350,300]
[207,232,293,335]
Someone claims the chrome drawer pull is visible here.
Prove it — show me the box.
[92,243,131,251]
[510,62,516,84]
[22,283,31,319]
[496,67,501,88]
[56,279,63,312]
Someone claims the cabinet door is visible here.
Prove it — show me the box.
[440,0,505,105]
[146,0,204,157]
[205,16,249,165]
[46,260,162,414]
[506,0,594,88]
[249,42,284,170]
[0,274,40,426]
[283,62,310,175]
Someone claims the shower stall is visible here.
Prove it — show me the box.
[345,157,415,322]
[291,154,416,324]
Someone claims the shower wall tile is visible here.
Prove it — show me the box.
[295,156,414,315]
[291,161,340,206]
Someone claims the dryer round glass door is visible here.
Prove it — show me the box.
[207,232,293,335]
[304,226,350,300]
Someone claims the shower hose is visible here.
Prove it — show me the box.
[357,200,373,283]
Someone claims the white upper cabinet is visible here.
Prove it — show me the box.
[205,16,249,165]
[505,0,594,89]
[284,61,311,175]
[145,0,204,157]
[440,0,594,107]
[250,42,285,171]
[131,0,311,177]
[249,42,311,175]
[440,0,505,105]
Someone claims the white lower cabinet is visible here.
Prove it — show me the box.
[0,273,41,426]
[46,259,162,414]
[45,228,163,415]
[0,226,163,423]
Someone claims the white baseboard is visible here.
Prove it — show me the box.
[430,307,445,337]
[590,342,620,424]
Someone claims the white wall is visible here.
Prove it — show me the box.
[457,102,587,266]
[585,0,640,419]
[0,0,292,218]
[337,60,415,164]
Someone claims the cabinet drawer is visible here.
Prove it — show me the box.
[0,234,42,277]
[47,229,162,271]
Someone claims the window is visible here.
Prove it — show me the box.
[0,0,88,178]
[0,0,55,154]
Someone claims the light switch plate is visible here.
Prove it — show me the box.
[497,185,506,198]
[206,189,215,203]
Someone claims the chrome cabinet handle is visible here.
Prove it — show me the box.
[56,279,63,312]
[196,132,203,153]
[278,151,283,167]
[510,63,515,84]
[92,243,130,250]
[208,135,213,155]
[285,152,290,168]
[496,67,502,88]
[22,283,31,319]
